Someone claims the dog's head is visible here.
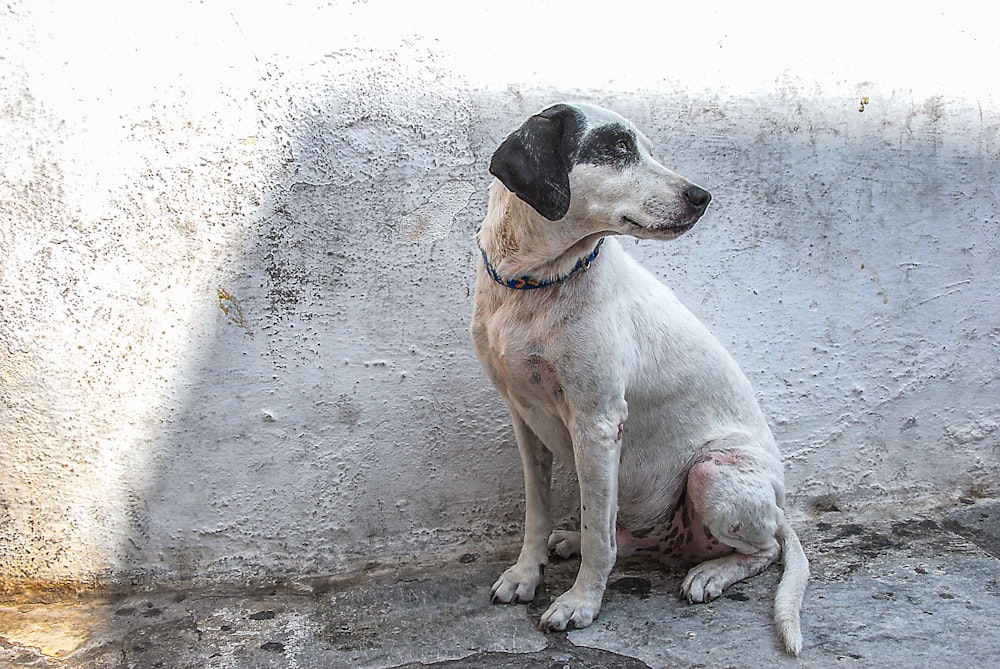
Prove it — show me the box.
[489,102,710,238]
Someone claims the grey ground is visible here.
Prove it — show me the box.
[3,498,999,669]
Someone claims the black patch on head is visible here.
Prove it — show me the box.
[575,123,640,170]
[489,104,585,221]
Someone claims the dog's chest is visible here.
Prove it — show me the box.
[472,300,575,418]
[486,340,567,416]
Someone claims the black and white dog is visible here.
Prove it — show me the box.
[471,102,808,655]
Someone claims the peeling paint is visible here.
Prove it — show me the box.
[399,180,475,244]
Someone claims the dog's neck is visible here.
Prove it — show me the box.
[477,181,606,286]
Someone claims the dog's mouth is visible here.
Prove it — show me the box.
[622,216,697,237]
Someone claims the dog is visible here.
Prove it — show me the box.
[470,102,809,655]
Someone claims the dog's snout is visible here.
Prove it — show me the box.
[684,185,712,211]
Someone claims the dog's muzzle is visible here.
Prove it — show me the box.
[632,185,712,234]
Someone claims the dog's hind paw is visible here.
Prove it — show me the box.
[680,560,730,603]
[681,548,778,603]
[547,530,581,559]
[491,563,543,604]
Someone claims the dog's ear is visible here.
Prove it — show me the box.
[489,104,583,221]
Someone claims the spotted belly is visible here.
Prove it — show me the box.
[616,497,733,566]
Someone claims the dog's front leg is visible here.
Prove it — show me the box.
[491,413,553,604]
[539,414,623,631]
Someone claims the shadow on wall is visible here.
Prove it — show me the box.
[121,65,557,590]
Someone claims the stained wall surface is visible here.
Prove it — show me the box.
[1,1,998,589]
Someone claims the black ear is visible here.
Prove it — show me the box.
[489,104,584,221]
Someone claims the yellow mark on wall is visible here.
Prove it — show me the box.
[858,96,870,113]
[217,289,254,339]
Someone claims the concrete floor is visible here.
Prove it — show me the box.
[2,498,999,669]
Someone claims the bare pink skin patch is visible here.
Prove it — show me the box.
[616,493,733,567]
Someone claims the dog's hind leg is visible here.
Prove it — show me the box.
[491,414,553,605]
[679,448,783,600]
[679,447,808,655]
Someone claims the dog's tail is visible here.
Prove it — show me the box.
[774,519,809,656]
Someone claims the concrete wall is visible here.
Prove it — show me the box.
[2,0,998,591]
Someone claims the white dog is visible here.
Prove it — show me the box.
[470,102,809,655]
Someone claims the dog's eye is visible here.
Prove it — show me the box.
[615,139,631,153]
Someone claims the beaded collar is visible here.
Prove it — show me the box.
[479,239,605,290]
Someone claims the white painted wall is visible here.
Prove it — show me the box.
[2,0,998,590]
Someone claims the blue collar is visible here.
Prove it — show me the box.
[479,239,605,290]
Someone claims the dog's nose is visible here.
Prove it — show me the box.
[684,185,712,211]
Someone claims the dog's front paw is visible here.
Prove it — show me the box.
[491,563,543,604]
[538,588,601,631]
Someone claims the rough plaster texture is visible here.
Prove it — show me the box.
[1,1,998,590]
